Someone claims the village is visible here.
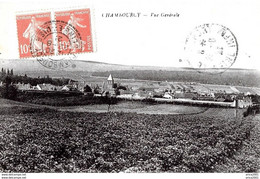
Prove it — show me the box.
[0,68,259,109]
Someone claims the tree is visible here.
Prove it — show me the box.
[113,83,118,88]
[84,85,92,93]
[0,76,17,100]
[94,85,100,94]
[6,85,18,100]
[115,88,120,95]
[3,76,11,85]
[117,86,127,90]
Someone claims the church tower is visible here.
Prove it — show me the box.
[107,74,114,88]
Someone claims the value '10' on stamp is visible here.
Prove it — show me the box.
[16,9,94,58]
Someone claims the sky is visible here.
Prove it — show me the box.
[0,0,259,70]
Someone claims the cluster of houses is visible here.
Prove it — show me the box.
[108,75,255,109]
[15,79,82,92]
[0,71,256,108]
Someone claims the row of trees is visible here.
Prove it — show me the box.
[1,70,71,88]
[1,68,13,76]
[0,74,70,86]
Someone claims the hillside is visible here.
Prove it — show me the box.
[3,59,253,73]
[0,59,186,73]
[1,59,260,87]
[93,69,260,88]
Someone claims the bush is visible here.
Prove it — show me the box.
[0,84,18,100]
[243,105,260,117]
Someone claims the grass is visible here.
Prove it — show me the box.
[58,101,207,115]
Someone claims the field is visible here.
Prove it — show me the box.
[58,101,207,115]
[17,93,113,107]
[92,69,260,88]
[0,99,259,173]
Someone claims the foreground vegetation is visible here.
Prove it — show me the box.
[0,104,258,173]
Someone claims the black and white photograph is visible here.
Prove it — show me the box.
[0,0,259,178]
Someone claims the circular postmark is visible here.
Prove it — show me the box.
[29,20,83,69]
[30,20,83,57]
[184,24,238,73]
[36,55,77,70]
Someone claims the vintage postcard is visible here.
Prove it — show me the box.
[0,0,259,178]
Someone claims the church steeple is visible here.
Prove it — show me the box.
[107,74,114,86]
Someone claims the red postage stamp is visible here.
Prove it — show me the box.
[55,9,93,55]
[16,8,93,58]
[16,12,52,58]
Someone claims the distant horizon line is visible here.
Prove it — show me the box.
[0,58,259,71]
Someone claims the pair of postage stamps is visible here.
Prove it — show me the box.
[16,9,93,58]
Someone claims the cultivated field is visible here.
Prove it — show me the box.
[0,99,259,173]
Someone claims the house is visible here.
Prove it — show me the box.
[36,83,57,91]
[61,85,78,91]
[132,92,142,98]
[231,95,253,108]
[77,82,86,92]
[137,86,155,98]
[213,93,236,102]
[92,84,102,94]
[68,79,79,89]
[133,91,153,98]
[130,86,140,91]
[16,83,32,91]
[118,88,132,95]
[163,92,173,99]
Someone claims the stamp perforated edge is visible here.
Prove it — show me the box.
[53,8,97,56]
[15,5,97,59]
